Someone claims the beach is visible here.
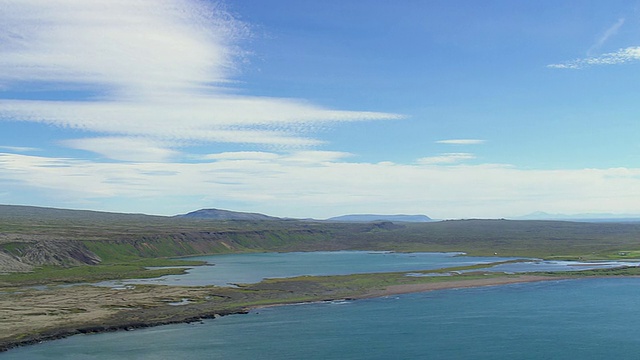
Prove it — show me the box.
[366,275,570,297]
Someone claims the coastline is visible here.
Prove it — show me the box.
[362,275,572,298]
[1,274,571,353]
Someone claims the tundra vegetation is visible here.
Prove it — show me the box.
[2,205,640,351]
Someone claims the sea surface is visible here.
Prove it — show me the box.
[5,277,640,359]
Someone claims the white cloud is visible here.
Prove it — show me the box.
[436,139,485,145]
[417,153,476,165]
[2,152,640,219]
[284,151,353,163]
[0,97,401,146]
[548,46,640,69]
[0,0,403,152]
[203,151,281,161]
[0,145,39,152]
[202,150,351,164]
[62,137,180,162]
[0,0,240,93]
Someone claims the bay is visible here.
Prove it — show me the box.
[98,251,637,287]
[99,251,518,287]
[5,278,640,359]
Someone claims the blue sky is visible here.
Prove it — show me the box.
[1,0,640,219]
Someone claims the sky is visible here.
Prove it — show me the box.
[1,0,640,219]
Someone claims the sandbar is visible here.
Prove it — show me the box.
[364,275,571,298]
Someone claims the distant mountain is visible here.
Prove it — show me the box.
[512,211,640,223]
[0,204,164,222]
[327,214,432,223]
[176,208,281,221]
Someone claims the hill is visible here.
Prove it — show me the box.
[327,214,432,222]
[176,208,281,221]
[6,205,640,278]
[0,204,164,222]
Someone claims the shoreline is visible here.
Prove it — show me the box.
[361,275,572,298]
[1,274,573,353]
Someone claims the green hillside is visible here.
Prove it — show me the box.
[2,205,640,285]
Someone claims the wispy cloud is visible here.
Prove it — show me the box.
[548,17,638,70]
[0,0,241,93]
[62,137,180,162]
[436,139,485,145]
[588,18,625,56]
[417,153,476,165]
[0,145,39,152]
[0,97,398,149]
[548,46,640,69]
[203,151,281,161]
[0,0,402,159]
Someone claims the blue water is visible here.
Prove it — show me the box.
[99,251,520,287]
[97,251,637,287]
[6,278,640,359]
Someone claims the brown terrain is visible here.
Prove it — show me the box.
[0,273,568,352]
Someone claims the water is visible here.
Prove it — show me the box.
[97,251,638,287]
[6,278,640,359]
[98,251,520,287]
[484,259,640,273]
